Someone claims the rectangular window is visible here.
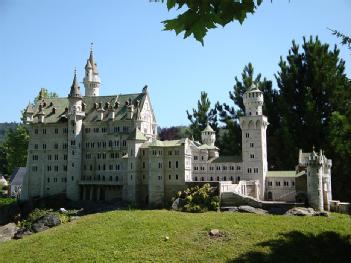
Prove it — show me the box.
[246,133,249,138]
[250,142,254,148]
[54,128,59,134]
[250,154,255,159]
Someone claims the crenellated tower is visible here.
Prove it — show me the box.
[83,44,101,96]
[239,84,268,200]
[66,70,85,201]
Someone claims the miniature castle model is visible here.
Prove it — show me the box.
[21,49,333,211]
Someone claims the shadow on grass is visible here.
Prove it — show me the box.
[229,231,351,263]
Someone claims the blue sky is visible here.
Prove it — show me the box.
[0,0,350,127]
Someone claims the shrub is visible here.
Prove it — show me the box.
[0,197,16,207]
[174,184,220,213]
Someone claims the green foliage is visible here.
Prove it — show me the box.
[0,197,16,207]
[186,91,218,141]
[177,183,219,212]
[27,208,53,223]
[276,36,351,200]
[161,0,264,45]
[1,125,29,175]
[329,28,351,50]
[0,210,350,262]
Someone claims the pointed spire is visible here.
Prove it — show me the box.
[26,101,34,113]
[69,68,81,98]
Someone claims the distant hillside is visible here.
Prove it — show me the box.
[0,210,350,262]
[0,123,18,142]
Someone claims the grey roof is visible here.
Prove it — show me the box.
[210,155,242,163]
[198,144,218,150]
[29,92,147,124]
[247,83,261,93]
[203,123,214,132]
[68,71,82,98]
[10,167,26,185]
[127,128,147,141]
[141,138,187,148]
[267,171,296,178]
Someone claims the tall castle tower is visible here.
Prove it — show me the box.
[306,149,332,211]
[239,84,268,200]
[83,44,101,96]
[66,70,85,201]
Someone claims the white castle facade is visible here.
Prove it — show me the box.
[21,50,333,211]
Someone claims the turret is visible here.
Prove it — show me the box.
[201,123,216,146]
[243,84,264,116]
[25,102,34,123]
[66,70,85,201]
[83,43,101,96]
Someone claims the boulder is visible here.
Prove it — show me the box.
[209,229,221,237]
[0,223,18,243]
[31,222,49,233]
[313,211,330,217]
[171,198,185,211]
[42,213,61,227]
[238,206,268,215]
[13,228,33,239]
[227,207,239,212]
[285,207,316,216]
[59,208,68,214]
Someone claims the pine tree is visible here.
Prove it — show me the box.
[186,91,218,142]
[276,36,351,200]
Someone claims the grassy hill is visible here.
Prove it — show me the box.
[0,210,350,263]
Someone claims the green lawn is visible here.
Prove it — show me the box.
[0,210,350,263]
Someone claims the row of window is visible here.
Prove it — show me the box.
[33,143,68,150]
[83,164,122,171]
[33,154,69,161]
[85,140,127,149]
[47,177,67,183]
[194,176,240,182]
[194,165,242,171]
[85,126,129,134]
[247,168,259,173]
[34,128,68,135]
[267,181,295,187]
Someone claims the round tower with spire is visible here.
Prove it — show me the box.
[83,43,101,96]
[67,70,85,201]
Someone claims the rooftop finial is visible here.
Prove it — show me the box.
[90,42,94,53]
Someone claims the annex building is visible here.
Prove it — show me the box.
[21,49,334,211]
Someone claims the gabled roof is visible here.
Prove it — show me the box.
[267,171,296,178]
[10,167,26,185]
